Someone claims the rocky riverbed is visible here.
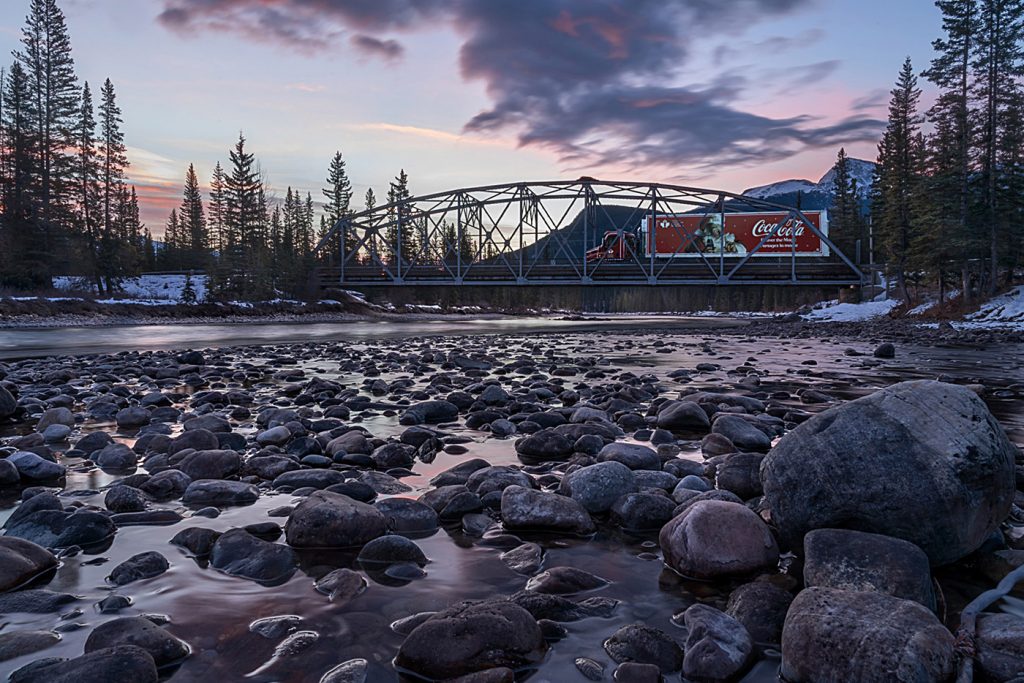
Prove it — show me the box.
[0,327,1022,682]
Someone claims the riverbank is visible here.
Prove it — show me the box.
[0,325,1021,682]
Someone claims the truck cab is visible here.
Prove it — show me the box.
[585,230,639,262]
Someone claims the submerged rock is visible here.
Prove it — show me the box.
[0,537,57,592]
[500,485,595,536]
[659,500,778,579]
[285,490,387,548]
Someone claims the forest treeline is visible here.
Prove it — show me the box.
[1,0,1021,303]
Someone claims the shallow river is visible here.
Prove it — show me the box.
[0,319,1021,682]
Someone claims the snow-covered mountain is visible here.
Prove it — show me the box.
[741,157,876,209]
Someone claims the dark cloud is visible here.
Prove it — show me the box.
[351,34,404,60]
[156,0,883,171]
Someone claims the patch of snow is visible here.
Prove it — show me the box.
[907,289,960,316]
[963,286,1024,328]
[802,298,900,322]
[54,273,208,302]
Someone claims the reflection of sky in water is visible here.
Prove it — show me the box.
[0,317,750,360]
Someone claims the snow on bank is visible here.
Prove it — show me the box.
[962,286,1024,328]
[54,274,208,302]
[801,298,900,323]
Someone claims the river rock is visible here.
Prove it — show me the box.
[108,551,169,585]
[42,424,71,442]
[5,508,115,549]
[9,645,157,683]
[315,568,367,602]
[210,528,296,583]
[558,461,637,513]
[394,600,546,680]
[36,407,73,431]
[115,407,151,428]
[0,458,19,487]
[725,581,794,646]
[173,449,242,480]
[500,543,544,575]
[596,442,660,470]
[375,498,438,535]
[712,415,771,452]
[93,443,138,471]
[714,452,764,500]
[105,485,147,513]
[170,527,221,556]
[500,485,595,535]
[0,537,57,592]
[975,613,1024,682]
[320,658,369,683]
[603,623,683,673]
[803,528,935,609]
[761,380,1017,565]
[683,604,754,683]
[659,500,778,579]
[138,469,191,500]
[0,630,60,663]
[610,492,676,531]
[167,428,219,455]
[286,490,387,548]
[399,400,459,425]
[357,535,427,566]
[0,386,17,418]
[514,429,575,461]
[657,400,711,431]
[84,616,189,668]
[182,479,259,507]
[8,451,66,481]
[526,566,606,595]
[780,587,955,682]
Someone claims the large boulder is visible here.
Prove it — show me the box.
[558,461,637,513]
[5,509,115,549]
[803,528,935,610]
[659,500,778,579]
[173,449,242,481]
[657,400,710,432]
[8,451,66,481]
[285,490,387,548]
[500,485,595,536]
[394,600,546,679]
[761,381,1017,565]
[603,623,683,673]
[0,537,57,592]
[780,587,955,682]
[399,400,459,425]
[596,442,660,471]
[975,613,1024,682]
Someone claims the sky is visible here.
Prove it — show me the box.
[0,0,944,234]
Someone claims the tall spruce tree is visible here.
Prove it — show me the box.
[923,0,980,298]
[97,78,128,290]
[386,169,413,263]
[76,81,101,290]
[830,148,866,261]
[872,58,924,303]
[179,163,207,269]
[0,61,46,288]
[972,0,1024,292]
[16,0,79,261]
[208,161,225,253]
[323,151,355,260]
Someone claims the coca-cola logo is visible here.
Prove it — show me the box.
[751,218,806,238]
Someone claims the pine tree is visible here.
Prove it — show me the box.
[0,62,47,288]
[96,78,129,290]
[180,270,197,304]
[163,209,180,270]
[208,161,225,253]
[75,81,101,291]
[323,150,356,260]
[872,58,924,303]
[923,0,980,299]
[365,187,376,212]
[213,133,270,299]
[830,148,866,261]
[386,169,413,264]
[17,0,80,260]
[971,0,1024,292]
[142,227,155,271]
[179,163,207,269]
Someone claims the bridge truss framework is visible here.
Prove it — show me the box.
[313,179,866,287]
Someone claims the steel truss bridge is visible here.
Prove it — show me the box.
[313,179,865,287]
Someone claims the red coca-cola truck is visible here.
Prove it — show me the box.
[585,210,829,262]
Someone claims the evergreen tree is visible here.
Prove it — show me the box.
[208,161,225,253]
[212,133,270,299]
[971,0,1024,292]
[829,148,866,260]
[0,62,47,288]
[96,78,129,291]
[75,81,101,291]
[16,0,79,258]
[386,169,413,264]
[142,226,155,271]
[179,163,207,269]
[180,270,197,304]
[872,58,924,303]
[323,151,355,260]
[923,0,980,298]
[163,209,180,270]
